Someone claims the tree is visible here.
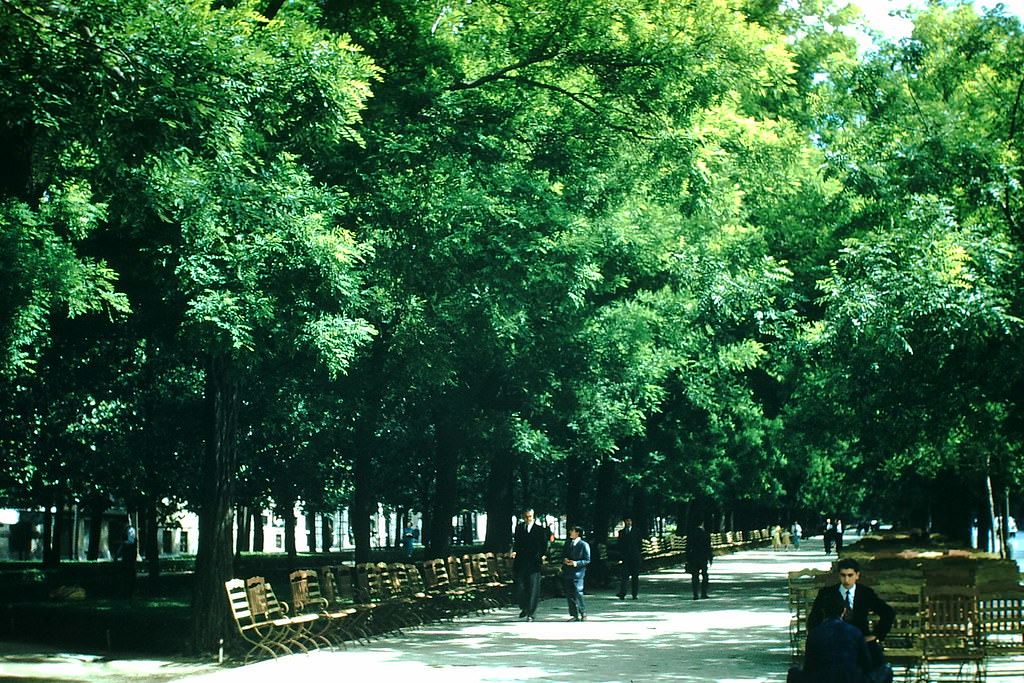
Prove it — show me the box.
[786,2,1024,536]
[0,0,378,650]
[319,0,804,546]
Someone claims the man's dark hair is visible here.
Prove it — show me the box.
[570,525,585,535]
[836,557,861,573]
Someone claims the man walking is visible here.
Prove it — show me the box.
[686,520,713,600]
[616,517,643,600]
[562,526,591,621]
[511,508,550,621]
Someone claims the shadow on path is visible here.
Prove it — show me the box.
[169,545,836,683]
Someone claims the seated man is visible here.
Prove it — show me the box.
[789,598,872,683]
[807,557,894,681]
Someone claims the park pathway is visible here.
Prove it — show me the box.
[0,542,835,683]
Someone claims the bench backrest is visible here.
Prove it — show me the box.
[226,578,258,629]
[318,566,338,603]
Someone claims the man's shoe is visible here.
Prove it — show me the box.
[519,610,527,618]
[701,593,710,599]
[526,615,534,622]
[616,593,625,600]
[569,616,580,622]
[631,595,638,600]
[580,613,586,621]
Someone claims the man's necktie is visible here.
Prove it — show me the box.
[845,590,852,610]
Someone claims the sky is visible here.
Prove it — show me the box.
[853,0,1024,44]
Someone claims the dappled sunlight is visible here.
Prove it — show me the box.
[168,544,840,682]
[0,545,842,682]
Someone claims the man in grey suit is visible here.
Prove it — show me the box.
[561,525,591,621]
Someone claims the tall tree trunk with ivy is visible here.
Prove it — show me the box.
[191,355,238,654]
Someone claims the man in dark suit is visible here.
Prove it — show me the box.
[561,525,591,621]
[789,598,872,683]
[823,518,835,554]
[616,517,643,600]
[807,558,894,671]
[511,508,550,621]
[685,520,713,599]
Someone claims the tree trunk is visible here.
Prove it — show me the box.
[1002,487,1011,561]
[235,505,251,553]
[678,501,691,537]
[420,509,432,548]
[565,452,583,530]
[428,420,458,558]
[282,498,297,564]
[306,511,317,553]
[252,509,264,552]
[393,507,406,549]
[593,456,615,539]
[54,503,67,564]
[986,465,1002,557]
[190,354,239,655]
[143,499,161,587]
[352,446,373,563]
[42,501,59,567]
[634,486,650,539]
[484,449,514,552]
[87,500,106,561]
[322,513,334,553]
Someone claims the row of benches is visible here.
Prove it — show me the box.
[225,553,515,663]
[788,568,1024,681]
[639,528,774,569]
[226,529,774,663]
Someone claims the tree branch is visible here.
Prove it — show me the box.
[447,50,561,91]
[502,76,653,140]
[0,0,143,81]
[1007,75,1024,142]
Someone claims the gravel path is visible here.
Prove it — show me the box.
[0,544,835,683]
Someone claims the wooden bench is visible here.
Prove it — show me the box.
[353,562,420,634]
[225,578,290,663]
[977,591,1024,679]
[786,569,830,660]
[872,581,925,680]
[224,576,322,662]
[463,553,510,608]
[319,565,376,643]
[289,569,361,648]
[420,557,478,619]
[388,562,449,622]
[920,587,984,682]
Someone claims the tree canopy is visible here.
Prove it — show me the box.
[1,0,1022,653]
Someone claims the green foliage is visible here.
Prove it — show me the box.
[2,0,1024,570]
[0,191,129,375]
